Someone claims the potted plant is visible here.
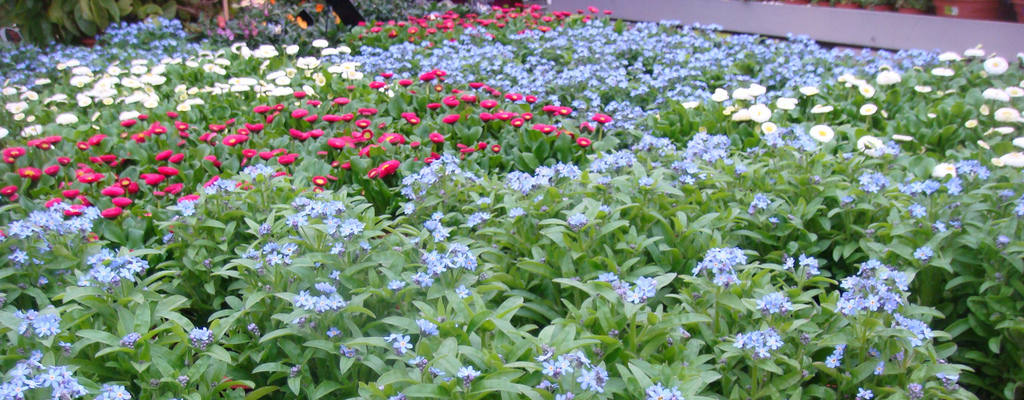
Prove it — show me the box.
[834,0,863,8]
[862,0,896,10]
[894,0,930,13]
[933,0,1002,19]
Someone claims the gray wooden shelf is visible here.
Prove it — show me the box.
[549,0,1024,57]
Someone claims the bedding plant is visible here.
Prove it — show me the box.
[1,4,1024,400]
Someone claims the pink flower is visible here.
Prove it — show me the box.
[442,114,461,124]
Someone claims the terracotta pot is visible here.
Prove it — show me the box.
[833,2,862,8]
[866,4,895,10]
[933,0,1001,20]
[896,7,928,13]
[80,37,96,47]
[783,0,811,4]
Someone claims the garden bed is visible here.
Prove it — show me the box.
[1,3,1023,400]
[551,0,1024,56]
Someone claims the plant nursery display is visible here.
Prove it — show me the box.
[1,3,1023,400]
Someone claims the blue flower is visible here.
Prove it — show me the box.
[576,366,608,393]
[120,332,142,349]
[387,334,412,355]
[416,319,439,336]
[96,384,132,400]
[645,383,684,400]
[457,365,481,385]
[856,387,873,400]
[456,285,471,298]
[189,327,213,350]
[913,246,933,262]
[692,247,747,287]
[756,292,792,315]
[733,328,783,359]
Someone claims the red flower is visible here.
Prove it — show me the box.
[358,108,379,116]
[591,113,613,124]
[120,119,137,128]
[140,173,165,185]
[442,114,461,124]
[0,185,17,197]
[100,207,123,219]
[510,118,525,128]
[369,81,387,89]
[245,123,264,132]
[164,183,184,195]
[204,155,222,168]
[442,96,460,107]
[312,176,328,186]
[429,132,445,143]
[294,91,307,99]
[532,124,556,134]
[101,186,125,197]
[157,167,179,176]
[57,157,71,165]
[577,137,592,147]
[491,144,501,153]
[62,189,80,199]
[223,135,248,146]
[291,109,309,119]
[379,160,400,177]
[355,119,372,129]
[480,99,498,109]
[277,154,297,165]
[333,97,350,105]
[18,167,42,180]
[112,197,133,207]
[398,79,413,86]
[323,114,344,123]
[44,165,60,175]
[168,153,185,164]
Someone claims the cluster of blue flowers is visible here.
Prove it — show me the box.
[243,241,299,271]
[595,273,659,304]
[401,154,480,200]
[733,328,783,359]
[783,253,821,278]
[756,292,792,315]
[505,163,582,195]
[188,327,213,350]
[692,247,748,287]
[836,259,909,315]
[14,309,61,338]
[645,383,685,400]
[825,344,846,368]
[293,281,348,314]
[858,171,890,194]
[0,351,88,399]
[78,248,150,288]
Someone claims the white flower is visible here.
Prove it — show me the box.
[775,97,797,110]
[296,56,320,70]
[140,74,167,86]
[999,152,1024,167]
[983,88,1011,102]
[285,45,299,55]
[857,135,885,157]
[810,104,833,114]
[185,60,200,68]
[710,88,729,102]
[809,125,835,143]
[995,126,1016,135]
[336,46,352,54]
[914,85,933,93]
[106,65,124,76]
[1013,137,1024,148]
[21,124,42,137]
[119,110,140,121]
[0,126,7,139]
[268,86,294,97]
[731,88,752,101]
[799,86,819,96]
[34,78,51,86]
[992,157,1005,167]
[13,113,24,121]
[69,75,93,87]
[980,104,991,115]
[143,96,160,109]
[313,73,326,87]
[130,65,148,75]
[964,48,985,58]
[121,77,142,89]
[55,113,79,125]
[253,45,279,59]
[748,104,772,123]
[76,93,92,107]
[761,122,778,134]
[274,76,291,86]
[965,119,978,128]
[994,107,1021,123]
[932,162,957,178]
[892,134,914,142]
[984,57,1009,75]
[71,66,93,76]
[731,108,752,121]
[44,94,68,104]
[931,67,955,77]
[5,101,28,114]
[859,103,878,116]
[837,73,856,83]
[979,140,991,150]
[177,102,192,112]
[747,83,766,97]
[321,48,340,57]
[1006,87,1024,97]
[1,87,16,96]
[858,83,876,98]
[876,70,901,85]
[682,101,699,109]
[21,91,38,101]
[312,39,329,48]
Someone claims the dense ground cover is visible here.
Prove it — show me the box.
[1,5,1023,400]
